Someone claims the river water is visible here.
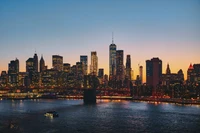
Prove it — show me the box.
[0,99,200,133]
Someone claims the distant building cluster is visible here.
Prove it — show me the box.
[0,39,200,95]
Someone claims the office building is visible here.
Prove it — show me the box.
[146,57,162,95]
[63,63,71,73]
[52,55,63,71]
[80,55,88,75]
[125,55,131,80]
[40,55,45,72]
[90,51,98,76]
[109,40,117,76]
[33,53,38,72]
[8,58,19,86]
[139,66,143,83]
[116,50,124,81]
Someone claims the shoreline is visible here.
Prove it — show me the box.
[1,96,200,105]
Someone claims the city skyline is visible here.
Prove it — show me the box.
[0,0,200,81]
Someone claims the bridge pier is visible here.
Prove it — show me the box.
[83,89,96,104]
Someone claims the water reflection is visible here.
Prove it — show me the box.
[0,99,200,133]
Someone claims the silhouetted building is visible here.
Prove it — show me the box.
[139,66,143,84]
[161,64,184,86]
[80,55,88,75]
[90,51,98,76]
[166,63,171,74]
[125,55,131,80]
[8,58,19,86]
[33,53,38,72]
[52,55,63,71]
[109,41,116,76]
[26,57,39,87]
[26,58,34,73]
[187,63,194,82]
[98,68,104,78]
[146,57,162,95]
[1,71,8,87]
[187,63,200,83]
[116,50,124,81]
[193,64,200,83]
[40,55,45,72]
[63,63,71,73]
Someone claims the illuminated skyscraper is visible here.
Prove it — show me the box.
[52,55,63,71]
[139,66,143,84]
[63,63,71,73]
[8,58,19,85]
[146,57,162,95]
[90,51,98,76]
[187,63,200,83]
[109,38,116,76]
[33,53,38,72]
[76,62,83,79]
[116,50,124,81]
[26,58,34,73]
[40,55,45,72]
[125,55,131,80]
[80,55,88,75]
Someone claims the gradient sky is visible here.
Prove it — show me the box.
[0,0,200,81]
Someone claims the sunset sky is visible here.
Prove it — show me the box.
[0,0,200,81]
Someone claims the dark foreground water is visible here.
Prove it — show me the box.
[0,99,200,133]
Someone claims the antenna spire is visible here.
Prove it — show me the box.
[112,32,114,44]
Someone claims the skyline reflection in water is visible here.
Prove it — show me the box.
[0,99,200,133]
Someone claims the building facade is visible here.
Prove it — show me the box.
[90,51,98,76]
[80,55,88,75]
[116,50,124,81]
[52,55,63,71]
[125,55,131,80]
[146,57,162,95]
[109,43,117,76]
[8,58,19,86]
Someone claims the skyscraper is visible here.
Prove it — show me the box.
[90,51,98,76]
[125,55,131,80]
[63,63,71,73]
[166,63,171,74]
[146,57,162,95]
[40,55,45,72]
[187,63,200,83]
[52,55,63,71]
[116,50,124,81]
[33,53,38,72]
[109,40,116,76]
[98,68,104,78]
[8,58,19,85]
[26,58,34,73]
[80,55,88,75]
[139,66,143,84]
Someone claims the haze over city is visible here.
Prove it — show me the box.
[0,0,200,81]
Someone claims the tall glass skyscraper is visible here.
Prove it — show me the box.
[80,55,88,75]
[125,55,131,80]
[109,42,116,76]
[116,50,124,81]
[90,51,98,76]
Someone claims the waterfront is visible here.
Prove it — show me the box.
[0,99,200,133]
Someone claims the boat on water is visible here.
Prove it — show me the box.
[44,111,59,118]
